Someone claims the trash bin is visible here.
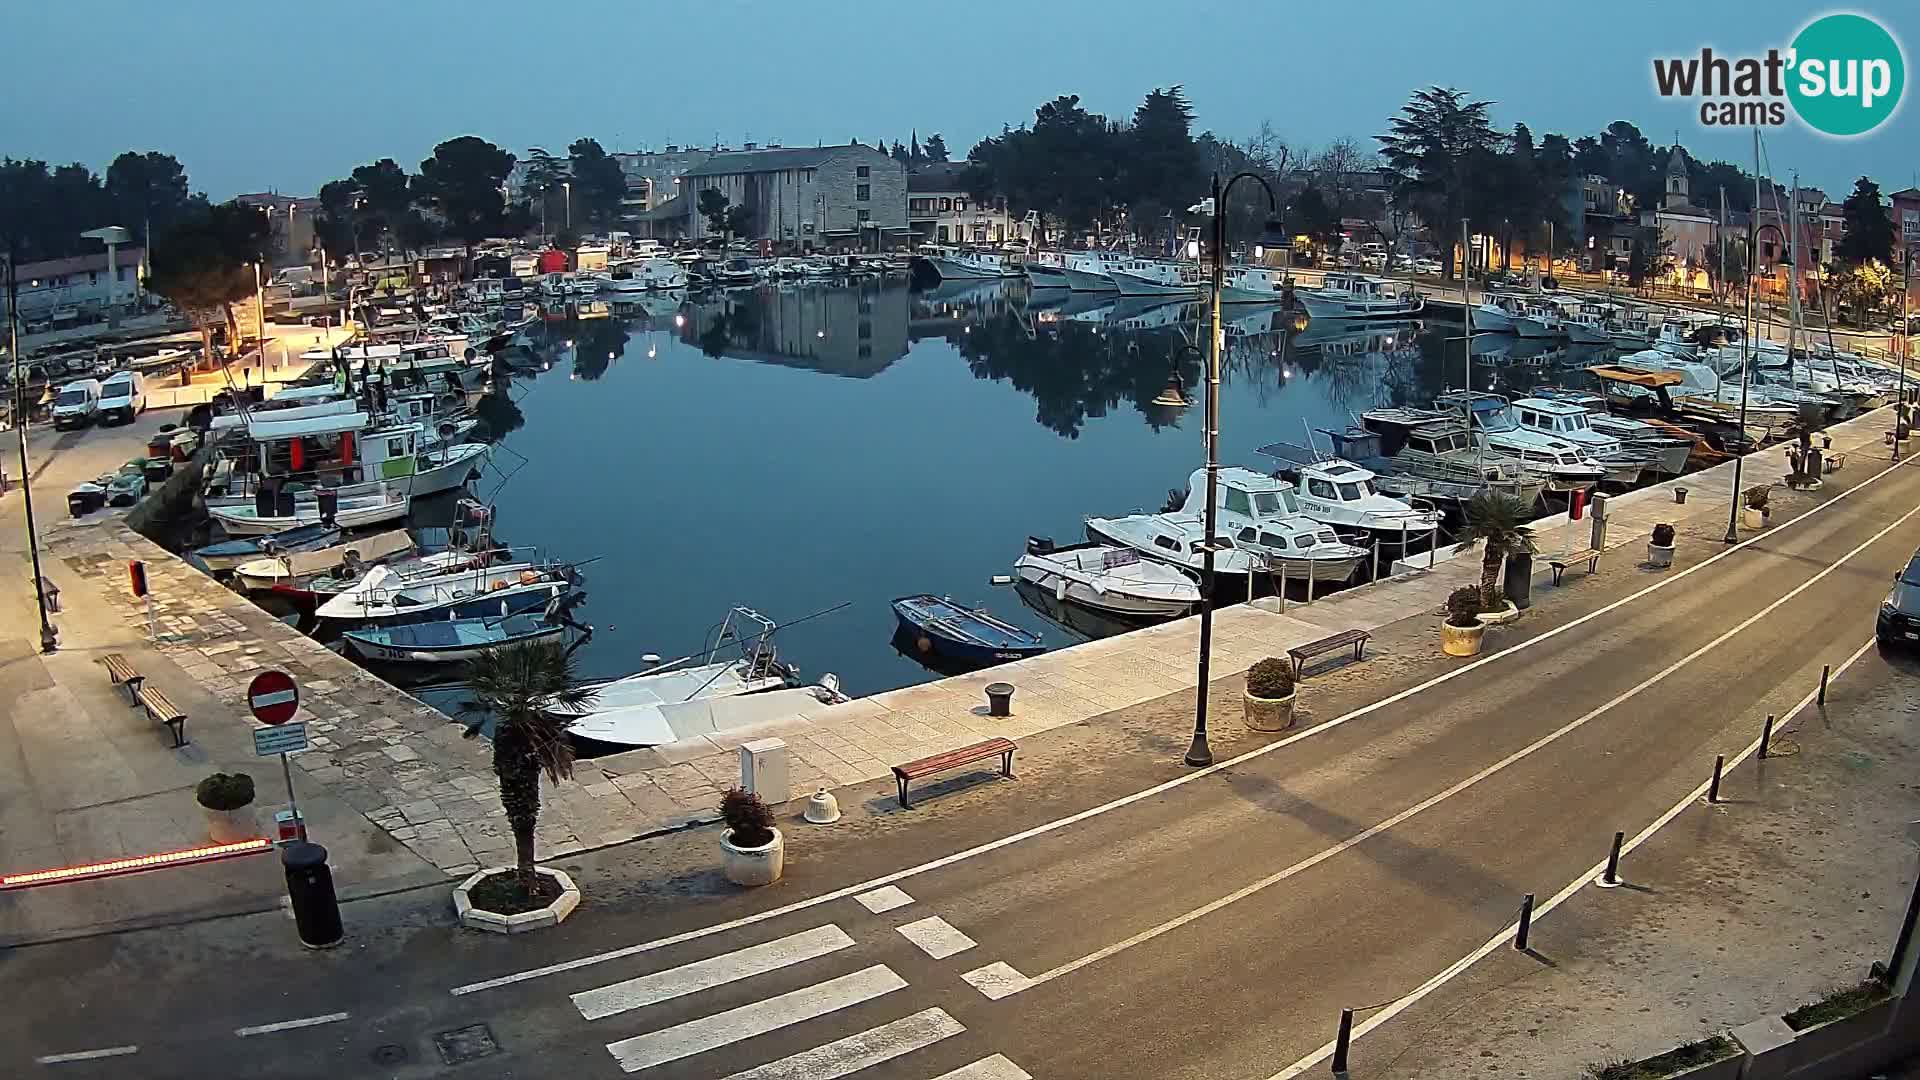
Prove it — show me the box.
[986,682,1016,717]
[1674,486,1688,504]
[1502,551,1534,611]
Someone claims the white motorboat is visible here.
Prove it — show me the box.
[1110,259,1206,297]
[1014,540,1200,619]
[1431,393,1608,491]
[1220,266,1286,304]
[1509,396,1657,484]
[1297,273,1423,319]
[315,562,574,623]
[231,529,417,594]
[1062,251,1128,292]
[567,683,846,750]
[209,484,411,536]
[1483,294,1554,338]
[1253,444,1445,545]
[1525,390,1695,476]
[918,245,1022,280]
[1470,300,1515,332]
[1550,299,1613,345]
[601,257,689,293]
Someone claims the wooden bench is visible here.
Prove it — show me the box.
[134,685,188,747]
[893,738,1016,809]
[1288,629,1372,678]
[102,653,144,704]
[1548,548,1600,586]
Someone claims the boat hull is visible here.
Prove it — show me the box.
[210,498,408,537]
[1024,263,1071,289]
[1298,294,1425,320]
[343,621,566,663]
[1110,271,1202,298]
[1565,323,1612,345]
[1471,305,1514,331]
[1012,562,1194,619]
[927,257,1018,281]
[1061,266,1118,292]
[1510,316,1556,338]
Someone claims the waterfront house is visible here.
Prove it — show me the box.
[908,163,1016,246]
[680,142,909,252]
[1,243,146,326]
[1637,148,1717,291]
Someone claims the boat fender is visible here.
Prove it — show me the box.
[915,636,933,654]
[1055,580,1067,602]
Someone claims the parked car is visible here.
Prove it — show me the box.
[1413,258,1441,275]
[1877,551,1920,648]
[97,371,146,425]
[50,378,102,430]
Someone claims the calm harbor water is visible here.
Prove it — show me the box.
[450,280,1613,703]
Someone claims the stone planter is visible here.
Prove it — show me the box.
[1441,621,1485,656]
[1740,506,1770,530]
[1785,997,1895,1072]
[1243,689,1296,732]
[203,804,258,844]
[1476,601,1519,626]
[454,867,581,934]
[721,826,784,887]
[1647,542,1675,568]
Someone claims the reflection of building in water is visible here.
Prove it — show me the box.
[679,286,909,378]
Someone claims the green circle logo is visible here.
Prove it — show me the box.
[1788,13,1905,136]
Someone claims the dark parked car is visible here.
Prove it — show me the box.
[1876,552,1920,647]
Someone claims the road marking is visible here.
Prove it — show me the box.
[960,962,1032,1000]
[34,1046,139,1064]
[604,964,906,1074]
[573,924,855,1021]
[450,446,1916,997]
[718,1006,963,1080]
[896,916,976,959]
[1005,498,1920,994]
[932,1055,1035,1080]
[234,1012,351,1036]
[854,885,915,913]
[1264,632,1883,1079]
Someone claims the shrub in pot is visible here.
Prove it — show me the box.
[1441,586,1487,657]
[1647,522,1676,569]
[1741,485,1771,529]
[196,771,258,843]
[1243,657,1297,732]
[719,787,783,887]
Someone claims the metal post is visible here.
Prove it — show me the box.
[1279,560,1288,613]
[1818,664,1830,706]
[1708,754,1725,804]
[280,750,307,841]
[1515,892,1535,951]
[1759,713,1775,759]
[1371,541,1379,583]
[5,252,56,653]
[1331,1008,1354,1075]
[1602,830,1624,886]
[1189,170,1225,770]
[1725,130,1760,544]
[1307,552,1316,601]
[1898,252,1910,462]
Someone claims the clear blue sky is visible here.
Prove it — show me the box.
[3,1,1912,200]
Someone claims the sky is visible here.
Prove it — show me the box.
[2,1,1914,202]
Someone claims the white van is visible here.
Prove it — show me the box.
[98,371,146,425]
[51,379,102,430]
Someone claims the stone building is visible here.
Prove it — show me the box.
[679,142,909,251]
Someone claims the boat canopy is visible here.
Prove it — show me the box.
[248,411,371,441]
[1586,365,1685,387]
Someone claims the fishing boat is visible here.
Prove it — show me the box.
[1023,251,1071,289]
[1523,388,1695,475]
[1062,251,1129,292]
[341,597,584,664]
[231,529,417,596]
[1220,266,1286,304]
[1296,273,1423,320]
[208,485,411,537]
[202,412,488,508]
[1422,393,1609,492]
[892,595,1045,667]
[189,522,343,575]
[1254,443,1445,547]
[1110,259,1206,298]
[917,245,1022,280]
[1014,539,1199,620]
[1484,293,1554,338]
[567,683,847,752]
[1320,426,1546,512]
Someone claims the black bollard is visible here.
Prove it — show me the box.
[1331,1008,1354,1075]
[1819,664,1831,706]
[1515,893,1535,951]
[1601,831,1625,886]
[283,841,343,948]
[1707,755,1725,804]
[1759,714,1775,759]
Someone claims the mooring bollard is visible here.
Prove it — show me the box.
[1707,754,1725,803]
[1515,892,1535,951]
[1819,664,1831,706]
[1759,713,1775,759]
[1331,1008,1354,1075]
[1600,830,1625,887]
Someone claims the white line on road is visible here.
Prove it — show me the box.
[718,1006,964,1080]
[450,450,1917,998]
[604,964,906,1074]
[854,885,915,913]
[573,924,855,1021]
[34,1046,139,1064]
[1263,632,1884,1080]
[896,916,977,960]
[1004,498,1920,993]
[931,1055,1036,1080]
[960,962,1032,1000]
[234,1012,351,1037]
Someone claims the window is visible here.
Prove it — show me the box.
[1260,531,1290,549]
[858,320,872,340]
[1337,482,1364,501]
[910,198,931,213]
[388,437,407,459]
[118,267,130,280]
[956,200,967,213]
[1224,488,1251,515]
[856,184,870,201]
[856,165,870,178]
[88,271,99,285]
[1153,535,1180,551]
[1308,478,1337,499]
[857,209,871,223]
[940,198,952,212]
[1238,527,1258,543]
[937,226,949,241]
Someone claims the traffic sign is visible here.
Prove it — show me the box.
[253,721,309,757]
[248,670,300,725]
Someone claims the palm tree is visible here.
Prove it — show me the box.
[1453,492,1538,607]
[463,640,597,896]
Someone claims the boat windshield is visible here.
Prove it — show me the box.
[1253,491,1286,515]
[1477,408,1517,432]
[1337,481,1368,500]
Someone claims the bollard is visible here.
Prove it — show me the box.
[1308,556,1317,602]
[1675,486,1688,504]
[1331,1008,1354,1075]
[1515,892,1535,951]
[283,841,343,948]
[1707,754,1725,804]
[1600,830,1625,887]
[985,681,1015,718]
[1759,714,1775,759]
[1819,664,1831,706]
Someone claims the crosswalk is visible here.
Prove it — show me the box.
[561,897,1032,1078]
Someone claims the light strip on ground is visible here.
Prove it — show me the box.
[1,838,273,890]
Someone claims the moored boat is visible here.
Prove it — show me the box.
[892,595,1044,667]
[1014,539,1199,620]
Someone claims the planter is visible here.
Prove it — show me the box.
[1476,601,1519,626]
[1441,621,1485,656]
[1785,997,1895,1070]
[203,805,258,844]
[1740,506,1770,530]
[454,866,582,934]
[1243,689,1297,732]
[1647,542,1675,568]
[721,826,784,887]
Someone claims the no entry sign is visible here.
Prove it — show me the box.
[248,670,300,725]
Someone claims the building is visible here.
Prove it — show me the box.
[234,192,321,266]
[612,147,716,223]
[1638,149,1718,289]
[907,164,1016,245]
[678,142,910,251]
[2,244,146,324]
[1750,181,1848,302]
[1569,175,1634,272]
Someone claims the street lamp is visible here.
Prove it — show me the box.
[1186,170,1286,768]
[3,250,58,652]
[562,182,573,231]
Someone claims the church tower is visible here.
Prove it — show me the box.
[1664,146,1690,209]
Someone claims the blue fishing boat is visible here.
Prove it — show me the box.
[341,607,579,664]
[891,595,1045,668]
[189,522,343,574]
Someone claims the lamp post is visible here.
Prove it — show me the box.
[1724,130,1762,545]
[562,182,573,231]
[1186,170,1284,769]
[1898,250,1912,461]
[4,251,58,653]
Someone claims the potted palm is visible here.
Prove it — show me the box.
[1441,586,1486,656]
[1243,657,1297,732]
[1647,522,1676,568]
[1740,485,1771,529]
[1454,492,1535,624]
[196,772,257,843]
[453,639,596,932]
[719,788,784,886]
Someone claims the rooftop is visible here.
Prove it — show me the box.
[908,163,970,193]
[15,246,147,281]
[683,143,885,179]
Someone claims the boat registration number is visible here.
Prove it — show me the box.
[1906,631,1918,640]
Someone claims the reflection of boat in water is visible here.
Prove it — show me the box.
[912,277,1020,308]
[1290,318,1423,354]
[1109,296,1201,331]
[1014,579,1142,641]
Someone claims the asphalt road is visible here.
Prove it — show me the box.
[8,451,1920,1080]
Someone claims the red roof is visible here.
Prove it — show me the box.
[537,250,568,274]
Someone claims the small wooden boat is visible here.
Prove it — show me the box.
[190,522,342,574]
[230,530,418,597]
[342,607,574,664]
[892,595,1044,667]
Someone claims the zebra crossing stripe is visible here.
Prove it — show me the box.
[573,924,855,1021]
[718,1007,963,1080]
[605,964,906,1074]
[931,1055,1035,1080]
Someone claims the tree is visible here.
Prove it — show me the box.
[1311,136,1374,220]
[1706,230,1748,302]
[890,141,910,163]
[922,133,949,163]
[146,201,270,360]
[348,158,413,253]
[1837,177,1895,266]
[567,138,627,229]
[1453,492,1537,608]
[910,131,922,162]
[1831,258,1894,327]
[698,188,732,237]
[1121,87,1200,246]
[0,158,111,262]
[462,640,596,899]
[105,151,193,245]
[1377,86,1500,280]
[413,136,515,262]
[1288,183,1340,249]
[522,146,568,235]
[726,203,753,239]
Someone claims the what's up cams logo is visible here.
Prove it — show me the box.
[1653,12,1905,136]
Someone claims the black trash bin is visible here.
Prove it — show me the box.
[282,842,343,949]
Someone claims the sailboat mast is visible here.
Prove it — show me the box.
[1716,187,1728,398]
[1725,127,1759,544]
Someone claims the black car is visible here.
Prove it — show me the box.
[1876,552,1920,647]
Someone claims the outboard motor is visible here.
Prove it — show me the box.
[1026,536,1056,556]
[316,487,339,525]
